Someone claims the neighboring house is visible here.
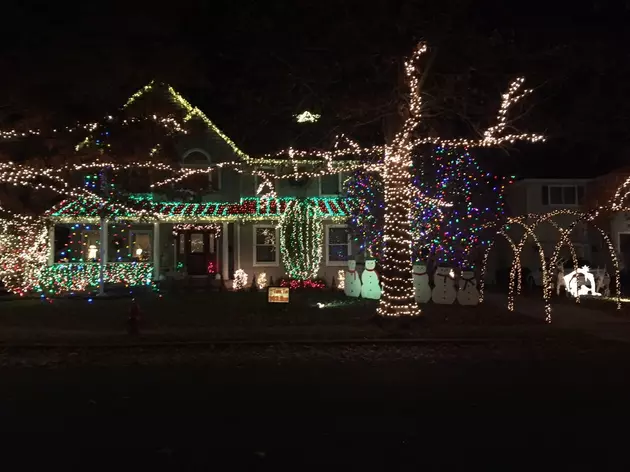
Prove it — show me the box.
[491,173,630,286]
[43,85,357,292]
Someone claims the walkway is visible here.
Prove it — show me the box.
[484,292,630,343]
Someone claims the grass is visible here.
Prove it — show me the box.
[0,289,551,343]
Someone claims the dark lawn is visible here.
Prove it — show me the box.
[1,339,630,468]
[0,290,548,343]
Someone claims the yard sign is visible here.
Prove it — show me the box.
[268,287,290,303]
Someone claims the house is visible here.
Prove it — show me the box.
[491,173,630,286]
[41,84,358,294]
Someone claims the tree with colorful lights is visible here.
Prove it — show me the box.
[344,170,384,258]
[266,43,543,317]
[412,146,513,268]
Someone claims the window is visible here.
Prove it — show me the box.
[182,148,220,191]
[254,225,279,266]
[130,231,152,261]
[190,233,205,254]
[320,173,347,196]
[542,185,585,206]
[326,225,351,265]
[82,230,100,261]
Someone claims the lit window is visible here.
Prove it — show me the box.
[326,225,351,265]
[254,226,279,266]
[131,232,152,261]
[190,233,205,254]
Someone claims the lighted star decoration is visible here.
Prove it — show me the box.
[295,111,321,123]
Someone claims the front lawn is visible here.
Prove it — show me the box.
[0,289,547,343]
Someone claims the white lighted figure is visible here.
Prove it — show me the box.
[594,267,611,297]
[412,262,431,303]
[87,244,98,260]
[233,269,248,291]
[457,269,479,306]
[555,259,567,296]
[563,265,601,297]
[431,267,457,304]
[337,269,345,290]
[344,260,362,298]
[360,259,381,300]
[256,272,268,290]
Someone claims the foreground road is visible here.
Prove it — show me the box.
[0,342,629,469]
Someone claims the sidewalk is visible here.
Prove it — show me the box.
[484,293,630,343]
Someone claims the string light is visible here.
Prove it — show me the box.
[295,111,321,123]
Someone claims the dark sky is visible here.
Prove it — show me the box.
[0,0,629,178]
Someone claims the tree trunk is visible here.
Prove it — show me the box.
[377,147,421,316]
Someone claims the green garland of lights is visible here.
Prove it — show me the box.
[279,199,323,281]
[37,262,153,295]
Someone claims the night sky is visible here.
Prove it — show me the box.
[0,0,628,178]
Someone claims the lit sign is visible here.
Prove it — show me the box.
[268,287,290,303]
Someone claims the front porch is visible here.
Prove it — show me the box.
[43,196,352,295]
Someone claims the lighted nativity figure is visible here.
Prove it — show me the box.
[563,265,601,297]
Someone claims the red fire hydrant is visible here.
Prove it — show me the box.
[128,299,141,335]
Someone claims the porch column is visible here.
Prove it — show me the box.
[98,218,108,296]
[236,221,241,269]
[47,225,55,266]
[153,222,160,280]
[222,221,229,280]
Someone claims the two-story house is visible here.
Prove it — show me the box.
[42,84,356,294]
[495,175,628,286]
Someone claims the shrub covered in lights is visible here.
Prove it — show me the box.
[36,262,154,295]
[279,199,323,280]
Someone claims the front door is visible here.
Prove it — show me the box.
[188,232,206,275]
[178,231,219,276]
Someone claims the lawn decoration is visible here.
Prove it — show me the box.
[344,259,361,298]
[595,267,611,297]
[555,259,567,296]
[256,272,268,290]
[432,267,457,304]
[564,266,601,297]
[457,269,478,306]
[412,262,431,303]
[360,259,381,300]
[336,269,345,290]
[233,269,248,291]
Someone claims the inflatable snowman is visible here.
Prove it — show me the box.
[412,262,431,303]
[344,260,362,298]
[432,266,457,304]
[361,259,382,300]
[457,269,479,306]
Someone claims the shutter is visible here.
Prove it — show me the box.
[542,185,549,205]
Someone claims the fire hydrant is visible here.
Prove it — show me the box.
[127,299,141,335]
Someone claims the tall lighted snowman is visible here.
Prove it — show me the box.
[344,259,362,298]
[361,259,382,299]
[457,269,479,306]
[432,266,457,304]
[412,262,431,303]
